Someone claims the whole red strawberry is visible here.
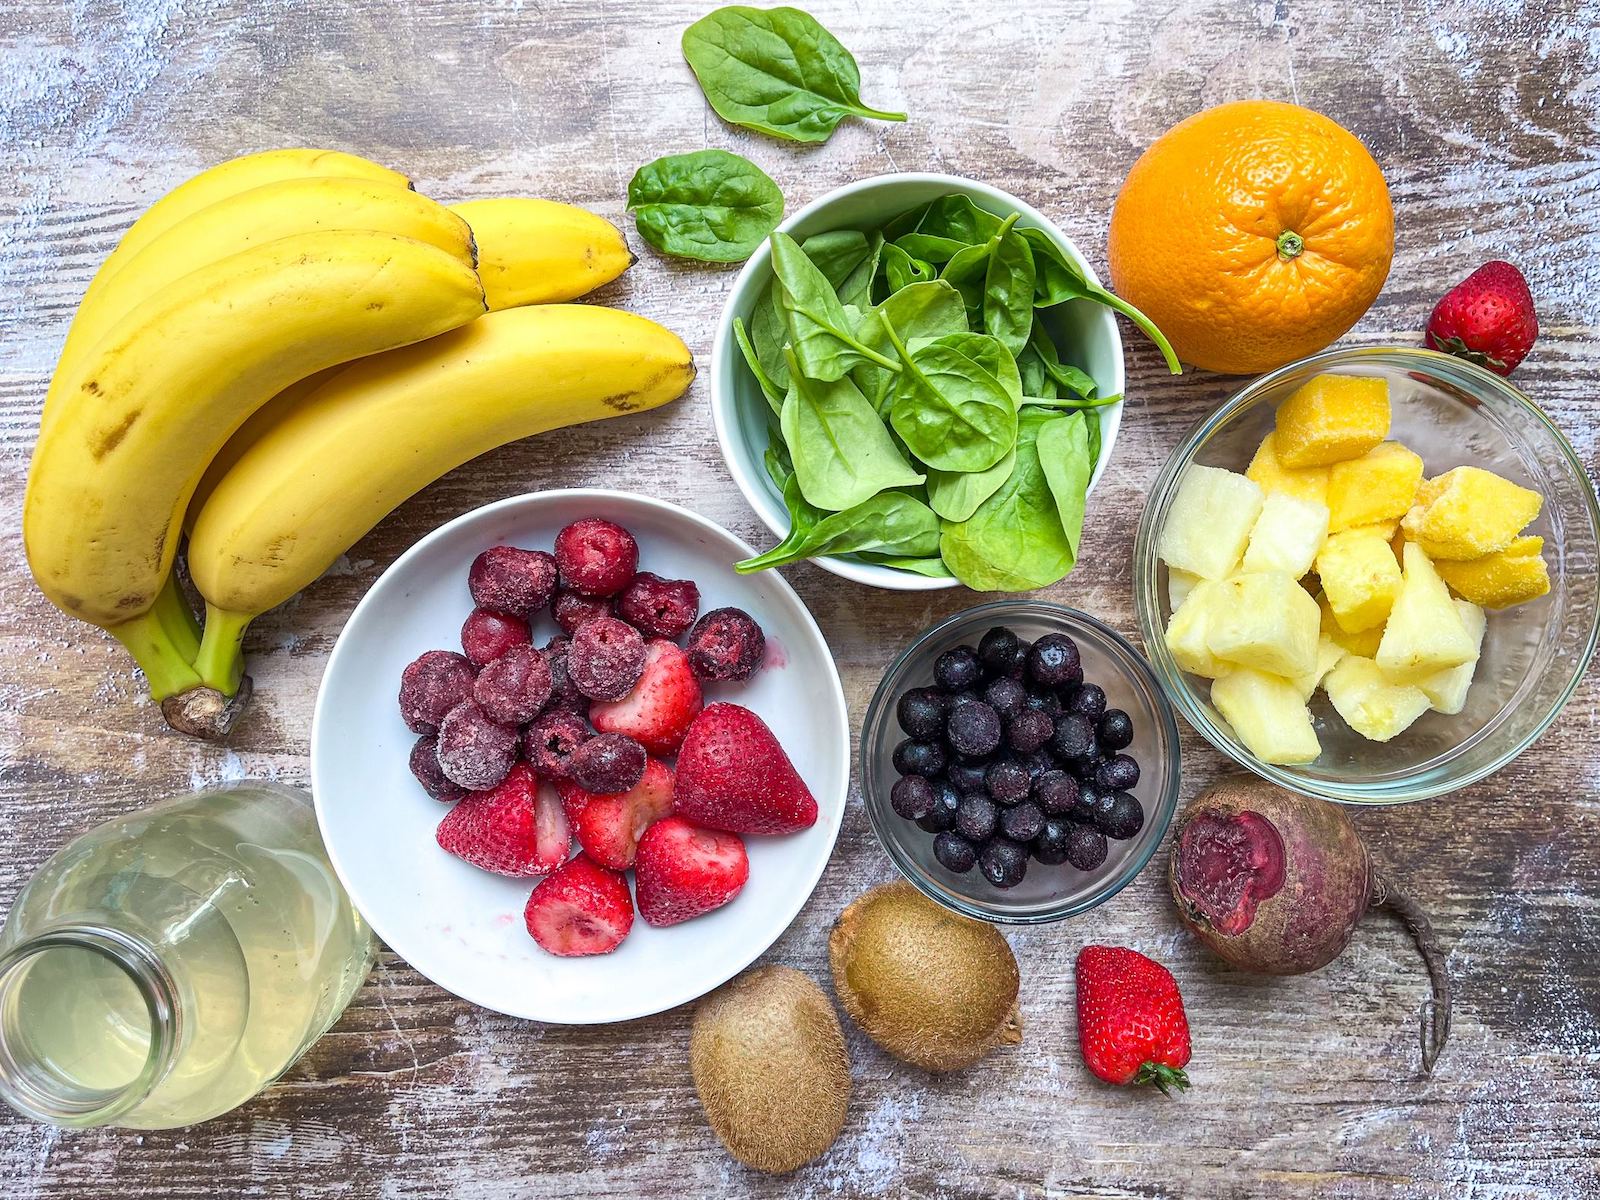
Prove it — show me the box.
[1075,945,1192,1094]
[1425,260,1537,375]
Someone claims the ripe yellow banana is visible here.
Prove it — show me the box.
[187,304,694,695]
[450,198,633,308]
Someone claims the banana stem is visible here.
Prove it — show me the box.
[152,573,202,663]
[108,611,205,700]
[194,604,255,696]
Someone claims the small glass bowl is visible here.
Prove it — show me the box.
[1133,346,1600,805]
[860,601,1181,924]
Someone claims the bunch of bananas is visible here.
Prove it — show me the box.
[24,148,695,738]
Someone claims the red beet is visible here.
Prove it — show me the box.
[1169,776,1450,1073]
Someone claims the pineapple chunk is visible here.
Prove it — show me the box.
[1317,592,1384,658]
[1274,374,1391,468]
[1241,492,1331,578]
[1435,536,1551,609]
[1211,669,1322,765]
[1157,466,1264,580]
[1246,432,1331,506]
[1376,543,1477,676]
[1400,466,1543,560]
[1206,572,1321,678]
[1326,442,1424,532]
[1388,526,1407,564]
[1164,580,1228,678]
[1168,567,1201,611]
[1411,600,1487,715]
[1324,656,1432,742]
[1317,529,1404,633]
[1288,634,1347,702]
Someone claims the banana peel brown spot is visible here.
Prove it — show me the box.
[91,409,140,458]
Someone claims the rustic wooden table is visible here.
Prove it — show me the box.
[3,1,1597,1196]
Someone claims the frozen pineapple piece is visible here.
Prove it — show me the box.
[1411,600,1487,715]
[1434,536,1551,609]
[1246,432,1331,506]
[1400,466,1543,560]
[1326,442,1424,532]
[1157,466,1264,580]
[1242,492,1331,578]
[1206,572,1321,678]
[1289,634,1347,702]
[1164,579,1228,678]
[1317,529,1404,633]
[1211,669,1322,765]
[1324,656,1432,742]
[1376,543,1477,676]
[1168,567,1201,611]
[1273,374,1391,468]
[1389,526,1408,564]
[1317,592,1385,658]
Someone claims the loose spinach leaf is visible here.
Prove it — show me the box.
[736,491,940,573]
[780,347,923,511]
[682,6,906,144]
[881,243,936,294]
[882,315,1017,473]
[893,232,969,264]
[926,444,1016,522]
[626,149,783,263]
[983,219,1036,358]
[858,553,954,578]
[734,316,785,414]
[1021,228,1182,374]
[852,281,968,411]
[1035,412,1091,560]
[771,231,900,381]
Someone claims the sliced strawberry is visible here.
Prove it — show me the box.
[673,703,818,835]
[633,816,749,927]
[555,758,675,870]
[589,638,703,756]
[523,853,634,956]
[436,763,570,877]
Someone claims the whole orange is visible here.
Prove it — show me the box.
[1107,100,1393,375]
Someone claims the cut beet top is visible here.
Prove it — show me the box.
[1174,808,1286,937]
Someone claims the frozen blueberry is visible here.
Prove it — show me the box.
[522,710,591,779]
[946,689,982,712]
[567,732,646,794]
[977,626,1029,679]
[933,646,982,693]
[1027,633,1082,691]
[1006,708,1054,754]
[1065,683,1107,720]
[983,676,1026,721]
[1097,791,1145,840]
[435,701,519,791]
[916,782,961,833]
[1071,782,1103,824]
[408,735,466,803]
[979,838,1029,888]
[999,800,1045,843]
[1034,769,1080,817]
[553,517,638,597]
[891,775,937,821]
[946,759,988,794]
[1050,713,1096,761]
[893,739,947,779]
[685,607,766,682]
[1095,753,1141,793]
[1073,753,1107,784]
[1023,689,1063,718]
[399,649,477,735]
[896,687,947,740]
[984,759,1031,806]
[1033,817,1073,865]
[946,702,1002,758]
[552,588,615,635]
[1018,749,1056,781]
[954,793,998,842]
[472,643,554,726]
[567,616,647,701]
[933,831,978,874]
[1064,823,1109,871]
[460,608,531,667]
[469,546,558,619]
[616,572,701,639]
[1098,709,1135,751]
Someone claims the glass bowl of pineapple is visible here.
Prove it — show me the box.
[1134,346,1600,804]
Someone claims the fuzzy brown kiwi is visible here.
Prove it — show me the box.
[689,965,851,1174]
[828,880,1022,1072]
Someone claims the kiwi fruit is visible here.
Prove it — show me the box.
[690,965,851,1174]
[829,880,1022,1071]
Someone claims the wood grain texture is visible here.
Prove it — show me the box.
[2,1,1599,1197]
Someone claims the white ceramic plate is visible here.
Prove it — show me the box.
[311,489,849,1024]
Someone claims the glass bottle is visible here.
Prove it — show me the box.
[0,780,374,1129]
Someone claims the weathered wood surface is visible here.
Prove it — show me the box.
[2,0,1598,1196]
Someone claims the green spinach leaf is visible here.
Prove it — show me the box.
[858,553,954,578]
[852,281,968,411]
[1027,324,1098,398]
[801,230,871,289]
[749,284,790,389]
[882,315,1017,473]
[918,332,1021,407]
[926,444,1016,522]
[780,347,923,511]
[983,219,1036,358]
[736,491,940,573]
[836,231,883,309]
[1035,412,1091,560]
[734,316,785,414]
[771,231,900,381]
[881,243,936,293]
[626,149,783,263]
[1021,228,1182,374]
[893,232,969,264]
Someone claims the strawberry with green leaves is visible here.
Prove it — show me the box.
[1075,945,1192,1094]
[1425,260,1538,375]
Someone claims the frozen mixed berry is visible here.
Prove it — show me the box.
[1033,817,1073,865]
[933,831,977,873]
[522,710,591,779]
[979,837,1028,888]
[472,643,553,726]
[1095,753,1141,793]
[435,700,519,791]
[946,760,987,794]
[409,735,466,803]
[1006,708,1054,754]
[1096,791,1145,840]
[915,782,961,833]
[1064,822,1108,871]
[399,649,477,734]
[553,518,638,597]
[893,739,946,779]
[946,701,1001,758]
[567,617,647,702]
[999,800,1045,843]
[1034,770,1080,817]
[566,732,646,795]
[977,626,1028,679]
[896,687,947,740]
[1028,633,1082,691]
[617,572,700,640]
[1098,709,1135,751]
[891,775,937,820]
[933,646,981,693]
[1024,689,1063,718]
[982,676,1026,721]
[468,546,557,618]
[685,607,766,682]
[541,636,590,717]
[1066,683,1107,720]
[1051,713,1096,761]
[984,759,1031,806]
[461,608,531,667]
[552,588,615,635]
[954,793,998,842]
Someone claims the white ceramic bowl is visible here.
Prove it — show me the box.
[311,489,849,1023]
[710,171,1126,591]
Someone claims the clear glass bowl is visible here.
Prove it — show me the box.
[860,601,1181,924]
[1133,346,1600,805]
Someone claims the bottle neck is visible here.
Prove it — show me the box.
[0,925,180,1127]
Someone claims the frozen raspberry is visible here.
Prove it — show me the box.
[552,588,614,635]
[399,649,477,734]
[460,607,530,666]
[542,637,590,717]
[684,607,766,683]
[435,700,519,790]
[567,617,647,702]
[554,518,638,597]
[472,643,553,726]
[409,735,466,802]
[468,546,557,618]
[566,732,647,795]
[522,710,592,779]
[617,572,701,640]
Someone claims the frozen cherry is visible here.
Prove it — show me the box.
[566,732,646,794]
[1095,754,1141,793]
[399,649,476,735]
[933,646,981,693]
[933,831,977,873]
[567,617,647,701]
[541,636,590,717]
[1065,683,1107,720]
[1034,770,1080,817]
[1028,633,1082,691]
[1098,709,1135,751]
[522,710,591,779]
[554,517,638,597]
[1006,708,1054,754]
[685,607,765,682]
[1033,817,1073,865]
[617,572,701,640]
[915,782,961,833]
[552,588,615,635]
[1097,791,1145,840]
[891,775,936,820]
[471,643,553,726]
[947,701,1001,758]
[435,700,519,790]
[461,608,530,667]
[468,546,557,617]
[1064,823,1108,871]
[954,792,998,842]
[979,838,1028,888]
[409,735,466,802]
[893,739,946,779]
[977,626,1028,679]
[896,687,947,740]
